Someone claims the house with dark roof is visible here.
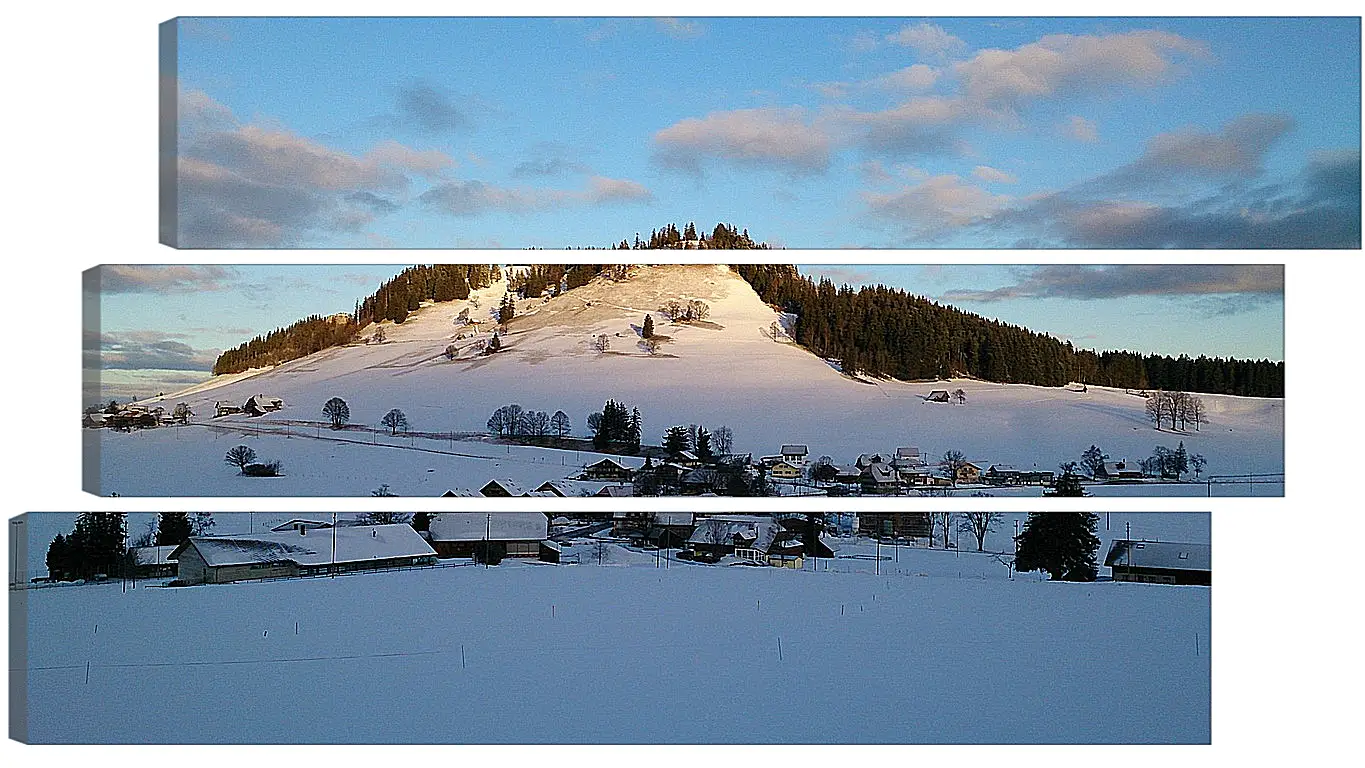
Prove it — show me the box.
[1105,540,1211,585]
[779,444,808,465]
[581,457,633,481]
[480,478,530,497]
[925,390,950,403]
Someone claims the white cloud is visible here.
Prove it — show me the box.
[886,22,967,58]
[655,18,705,39]
[864,174,1010,235]
[953,31,1209,108]
[869,64,942,92]
[972,165,1018,184]
[653,107,832,174]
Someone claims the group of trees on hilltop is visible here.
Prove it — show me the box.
[213,265,500,375]
[734,264,1283,398]
[608,222,768,250]
[212,314,360,375]
[510,265,611,298]
[357,264,500,326]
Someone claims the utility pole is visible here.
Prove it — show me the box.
[331,512,337,577]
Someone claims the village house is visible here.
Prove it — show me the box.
[955,462,983,485]
[983,465,1056,486]
[170,524,437,585]
[581,457,634,482]
[1101,460,1145,481]
[535,479,615,498]
[479,478,530,497]
[687,516,782,561]
[214,400,243,418]
[681,467,727,494]
[893,446,926,469]
[129,545,179,578]
[440,488,481,497]
[1104,540,1211,585]
[243,395,284,417]
[779,444,809,466]
[855,453,892,470]
[595,485,635,498]
[925,390,951,403]
[426,512,553,560]
[767,460,803,481]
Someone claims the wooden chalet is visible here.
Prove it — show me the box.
[1104,540,1211,585]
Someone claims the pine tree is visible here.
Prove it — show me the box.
[662,426,691,456]
[642,314,654,339]
[154,512,192,547]
[1014,512,1100,581]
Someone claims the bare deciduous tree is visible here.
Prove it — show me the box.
[224,445,256,474]
[593,334,611,353]
[940,449,968,487]
[381,408,409,435]
[959,512,1004,552]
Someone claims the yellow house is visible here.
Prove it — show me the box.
[956,462,983,484]
[769,460,802,480]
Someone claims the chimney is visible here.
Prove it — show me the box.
[300,525,306,536]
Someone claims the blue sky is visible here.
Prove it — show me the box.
[90,263,1284,402]
[168,17,1359,248]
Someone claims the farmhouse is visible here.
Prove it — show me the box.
[984,465,1056,486]
[1104,540,1211,585]
[214,401,242,418]
[581,457,633,481]
[1102,460,1144,481]
[480,478,530,497]
[427,512,551,560]
[535,479,614,497]
[170,524,436,585]
[129,545,178,578]
[926,390,950,403]
[687,516,780,560]
[243,395,284,417]
[857,512,933,540]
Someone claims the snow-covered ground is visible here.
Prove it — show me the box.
[14,513,1209,743]
[93,265,1281,496]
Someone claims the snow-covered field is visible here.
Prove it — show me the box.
[14,513,1210,743]
[92,265,1282,496]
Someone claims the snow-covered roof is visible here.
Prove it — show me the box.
[182,524,435,568]
[441,488,480,497]
[536,479,612,497]
[270,519,332,531]
[481,479,528,496]
[598,485,634,497]
[429,512,548,542]
[1104,540,1211,572]
[132,545,178,566]
[780,444,808,455]
[688,519,781,552]
[654,512,694,527]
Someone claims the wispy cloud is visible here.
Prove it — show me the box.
[89,330,221,371]
[655,18,705,40]
[98,265,238,294]
[175,89,458,246]
[940,265,1284,303]
[420,175,652,216]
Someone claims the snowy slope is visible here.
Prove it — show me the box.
[97,265,1282,496]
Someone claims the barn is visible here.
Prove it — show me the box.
[170,524,436,585]
[1104,540,1211,585]
[427,512,551,560]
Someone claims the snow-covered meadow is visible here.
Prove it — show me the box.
[92,265,1282,497]
[13,513,1209,744]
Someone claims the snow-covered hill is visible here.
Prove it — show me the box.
[94,265,1283,496]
